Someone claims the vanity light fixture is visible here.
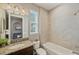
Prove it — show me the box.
[7,4,11,10]
[5,4,26,15]
[6,4,14,13]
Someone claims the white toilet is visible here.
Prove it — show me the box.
[33,41,47,55]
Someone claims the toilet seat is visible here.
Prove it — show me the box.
[36,48,46,55]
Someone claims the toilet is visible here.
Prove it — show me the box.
[33,40,47,55]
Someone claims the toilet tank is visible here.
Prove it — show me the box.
[33,41,40,49]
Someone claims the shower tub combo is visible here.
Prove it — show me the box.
[42,42,76,55]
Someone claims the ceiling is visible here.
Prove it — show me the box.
[35,3,60,10]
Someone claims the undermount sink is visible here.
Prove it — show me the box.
[8,44,25,49]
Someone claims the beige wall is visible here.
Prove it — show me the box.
[0,4,49,43]
[39,8,49,43]
[28,4,49,44]
[19,4,49,43]
[21,4,49,43]
[49,4,79,50]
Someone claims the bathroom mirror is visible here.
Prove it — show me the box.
[10,16,23,39]
[4,11,29,43]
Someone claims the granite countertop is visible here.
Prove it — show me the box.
[0,40,33,55]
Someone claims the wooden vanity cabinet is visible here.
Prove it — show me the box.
[8,46,33,55]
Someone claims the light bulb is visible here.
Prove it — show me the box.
[20,8,25,15]
[15,7,19,12]
[22,8,25,14]
[13,5,20,14]
[6,4,14,13]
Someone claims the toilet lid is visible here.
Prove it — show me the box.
[36,48,46,55]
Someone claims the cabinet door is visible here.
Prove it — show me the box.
[8,46,33,55]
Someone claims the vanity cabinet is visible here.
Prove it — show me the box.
[8,46,33,55]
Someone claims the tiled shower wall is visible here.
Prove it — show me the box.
[49,4,79,50]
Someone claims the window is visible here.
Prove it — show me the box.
[30,10,39,34]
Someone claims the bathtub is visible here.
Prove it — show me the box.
[42,42,76,55]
